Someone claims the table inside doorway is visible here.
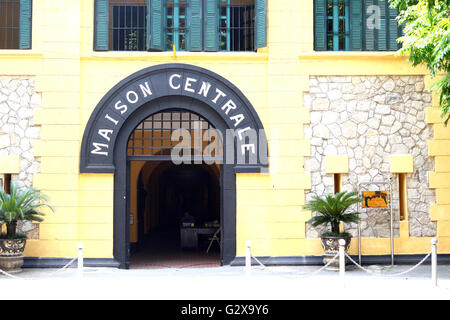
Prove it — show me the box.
[180,227,219,249]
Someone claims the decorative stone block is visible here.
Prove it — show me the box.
[0,77,41,238]
[0,156,20,173]
[305,75,435,238]
[325,156,349,174]
[390,155,414,173]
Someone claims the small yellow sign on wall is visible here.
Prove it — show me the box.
[362,191,389,208]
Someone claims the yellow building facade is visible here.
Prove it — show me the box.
[0,0,449,268]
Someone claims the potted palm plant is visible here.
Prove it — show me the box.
[0,182,53,273]
[305,191,361,270]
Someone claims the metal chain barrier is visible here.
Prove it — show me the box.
[250,252,340,279]
[0,243,84,280]
[0,267,32,280]
[0,239,439,286]
[0,257,78,280]
[46,257,79,277]
[345,251,433,278]
[244,238,439,287]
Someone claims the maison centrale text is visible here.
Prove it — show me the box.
[90,73,255,157]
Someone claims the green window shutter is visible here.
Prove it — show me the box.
[255,0,267,49]
[94,0,109,51]
[349,0,362,51]
[388,6,400,50]
[188,0,203,51]
[204,0,219,52]
[314,0,327,51]
[377,1,387,51]
[363,0,375,50]
[148,0,166,51]
[19,0,32,49]
[363,0,397,51]
[146,0,151,50]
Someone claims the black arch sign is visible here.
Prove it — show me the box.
[80,63,268,173]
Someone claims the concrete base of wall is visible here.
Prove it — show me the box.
[23,257,121,268]
[22,254,450,269]
[230,254,450,266]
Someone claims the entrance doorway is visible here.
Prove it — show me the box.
[130,161,221,268]
[127,110,222,269]
[81,64,269,269]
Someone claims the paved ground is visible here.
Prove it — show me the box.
[1,263,450,299]
[130,230,221,269]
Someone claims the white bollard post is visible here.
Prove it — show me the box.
[339,239,346,285]
[245,240,252,276]
[431,238,438,287]
[77,242,84,278]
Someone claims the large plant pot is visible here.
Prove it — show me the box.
[0,239,26,274]
[320,235,351,271]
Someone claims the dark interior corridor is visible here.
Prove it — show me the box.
[130,162,221,269]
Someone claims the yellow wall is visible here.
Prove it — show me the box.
[0,0,447,260]
[129,161,145,243]
[129,160,174,243]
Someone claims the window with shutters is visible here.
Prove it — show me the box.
[0,0,32,49]
[326,0,349,51]
[95,0,266,52]
[166,0,187,50]
[219,0,255,51]
[109,0,147,51]
[314,0,402,52]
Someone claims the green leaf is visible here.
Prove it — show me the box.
[305,191,361,234]
[390,0,450,125]
[0,182,54,238]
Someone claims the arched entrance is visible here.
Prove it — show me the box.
[80,64,268,269]
[131,162,221,268]
[127,109,222,268]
